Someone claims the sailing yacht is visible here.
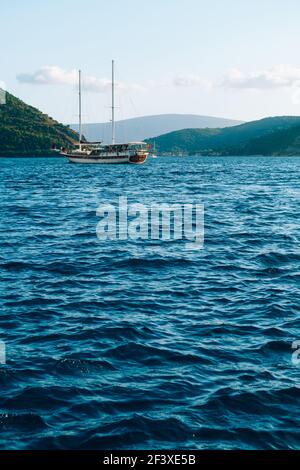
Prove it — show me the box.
[61,61,149,164]
[151,142,158,158]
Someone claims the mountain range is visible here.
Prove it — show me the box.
[71,114,243,143]
[146,116,300,156]
[1,91,300,157]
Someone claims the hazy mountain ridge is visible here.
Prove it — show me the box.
[71,114,243,143]
[0,92,79,156]
[146,116,300,156]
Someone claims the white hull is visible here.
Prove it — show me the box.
[67,156,130,164]
[63,152,148,164]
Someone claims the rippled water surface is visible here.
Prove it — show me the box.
[1,156,300,449]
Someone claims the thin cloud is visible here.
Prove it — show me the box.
[17,65,144,92]
[173,74,212,89]
[222,65,300,90]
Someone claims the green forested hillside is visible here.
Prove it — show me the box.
[147,117,300,156]
[0,92,79,156]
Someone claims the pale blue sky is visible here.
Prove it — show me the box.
[2,0,300,123]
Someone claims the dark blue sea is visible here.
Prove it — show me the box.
[0,156,300,450]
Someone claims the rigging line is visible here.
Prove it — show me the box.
[127,92,143,141]
[118,94,126,143]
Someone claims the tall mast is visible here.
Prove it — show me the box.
[111,60,115,144]
[78,69,82,149]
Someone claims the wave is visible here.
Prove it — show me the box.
[1,156,300,449]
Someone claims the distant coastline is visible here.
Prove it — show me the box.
[0,151,61,158]
[2,91,300,158]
